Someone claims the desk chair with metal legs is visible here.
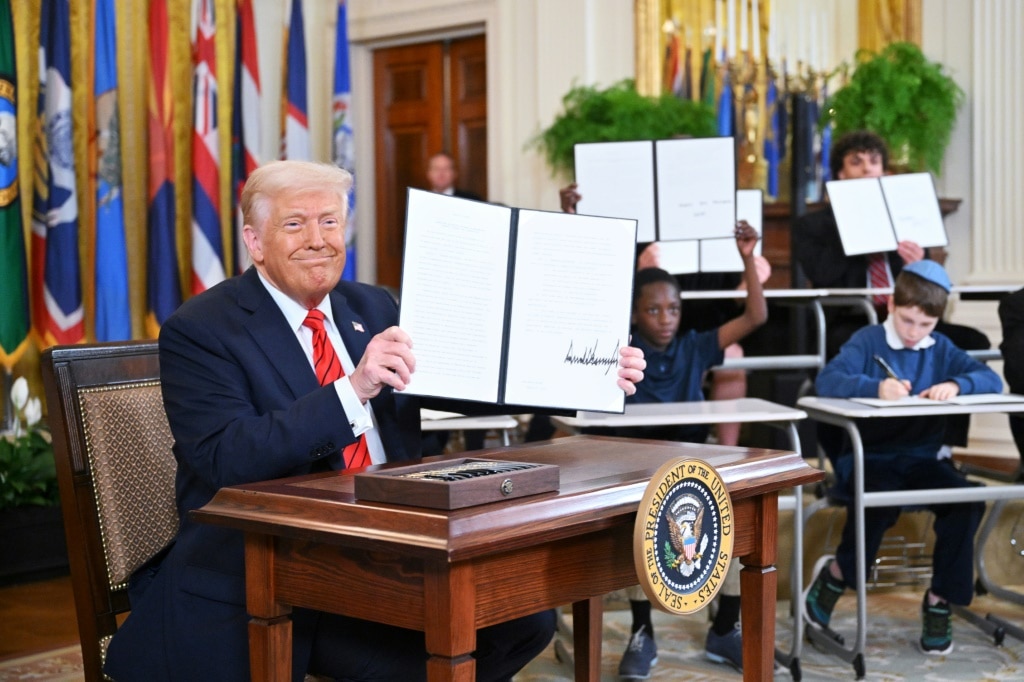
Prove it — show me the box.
[797,396,1024,679]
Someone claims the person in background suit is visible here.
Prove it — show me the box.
[104,160,647,682]
[998,287,1024,478]
[427,151,482,200]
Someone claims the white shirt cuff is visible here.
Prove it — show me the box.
[334,376,373,436]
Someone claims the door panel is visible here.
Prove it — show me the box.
[373,36,486,289]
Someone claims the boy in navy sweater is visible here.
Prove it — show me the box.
[610,222,767,678]
[807,259,1001,655]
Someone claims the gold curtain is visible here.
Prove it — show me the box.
[858,0,921,53]
[11,0,239,349]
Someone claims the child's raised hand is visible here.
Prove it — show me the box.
[734,220,759,257]
[919,381,960,401]
[878,377,911,400]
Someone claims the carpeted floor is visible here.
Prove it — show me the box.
[517,589,1024,681]
[2,591,1022,681]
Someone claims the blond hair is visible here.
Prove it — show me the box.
[241,160,352,229]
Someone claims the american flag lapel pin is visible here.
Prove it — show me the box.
[352,321,365,333]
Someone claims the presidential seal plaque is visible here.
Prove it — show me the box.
[634,458,733,614]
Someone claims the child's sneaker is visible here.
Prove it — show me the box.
[618,625,657,679]
[704,625,743,671]
[804,556,845,629]
[920,592,953,655]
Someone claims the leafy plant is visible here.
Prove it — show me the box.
[531,79,716,178]
[1,378,59,510]
[822,42,964,174]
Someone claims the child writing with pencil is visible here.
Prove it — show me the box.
[807,259,1002,656]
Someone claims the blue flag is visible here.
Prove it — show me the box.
[764,78,780,199]
[333,1,356,281]
[282,0,310,159]
[716,72,734,137]
[94,0,130,341]
[820,83,832,186]
[33,0,83,347]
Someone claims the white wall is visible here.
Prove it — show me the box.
[346,0,634,281]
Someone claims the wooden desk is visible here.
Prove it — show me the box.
[194,435,821,682]
[796,396,1024,677]
[551,398,816,677]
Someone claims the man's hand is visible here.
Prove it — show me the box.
[878,377,911,400]
[349,326,416,403]
[919,381,960,401]
[897,240,925,264]
[559,183,581,214]
[617,345,646,396]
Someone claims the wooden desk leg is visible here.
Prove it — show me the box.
[740,493,779,682]
[424,562,476,682]
[572,597,602,682]
[244,533,292,682]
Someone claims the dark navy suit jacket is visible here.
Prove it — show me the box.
[104,270,422,681]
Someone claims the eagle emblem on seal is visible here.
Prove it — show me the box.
[666,492,709,576]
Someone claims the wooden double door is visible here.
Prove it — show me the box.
[373,35,487,289]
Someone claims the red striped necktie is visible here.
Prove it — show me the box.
[867,253,891,306]
[303,309,371,469]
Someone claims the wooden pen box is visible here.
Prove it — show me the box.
[354,458,560,510]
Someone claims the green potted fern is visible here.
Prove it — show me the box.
[532,79,716,179]
[822,42,964,175]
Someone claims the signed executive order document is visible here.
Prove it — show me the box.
[398,189,636,413]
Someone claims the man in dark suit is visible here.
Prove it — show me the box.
[427,151,482,200]
[999,288,1024,477]
[104,160,646,681]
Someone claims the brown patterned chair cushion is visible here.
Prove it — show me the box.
[79,382,178,588]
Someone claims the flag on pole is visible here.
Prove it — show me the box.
[716,72,734,137]
[819,83,832,185]
[663,30,683,97]
[699,48,716,111]
[190,0,225,294]
[0,0,29,369]
[146,0,182,337]
[764,77,781,199]
[333,0,356,281]
[281,0,310,160]
[32,0,83,348]
[93,0,130,341]
[231,0,261,275]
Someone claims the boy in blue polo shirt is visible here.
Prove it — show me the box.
[807,259,1001,655]
[605,221,767,678]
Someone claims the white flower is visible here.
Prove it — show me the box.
[10,376,28,411]
[24,397,42,428]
